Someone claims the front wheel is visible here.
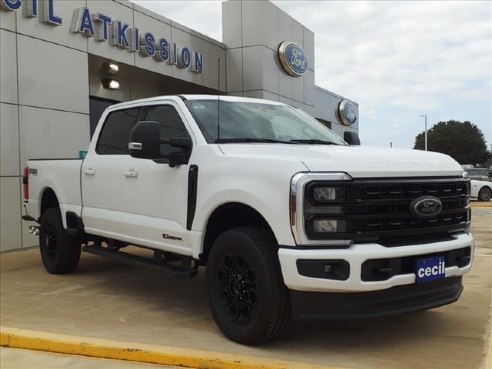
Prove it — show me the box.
[39,208,81,274]
[478,187,492,202]
[206,227,291,344]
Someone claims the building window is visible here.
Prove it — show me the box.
[89,96,118,138]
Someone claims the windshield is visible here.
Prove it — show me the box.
[185,100,347,145]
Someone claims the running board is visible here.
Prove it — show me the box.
[82,244,197,279]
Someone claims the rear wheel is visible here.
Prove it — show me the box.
[39,208,81,274]
[206,227,291,344]
[478,187,491,202]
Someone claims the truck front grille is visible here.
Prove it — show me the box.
[304,178,471,245]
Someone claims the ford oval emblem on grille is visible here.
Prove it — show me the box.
[410,196,443,219]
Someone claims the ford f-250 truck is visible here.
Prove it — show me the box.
[23,95,474,344]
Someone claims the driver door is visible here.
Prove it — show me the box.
[118,102,193,255]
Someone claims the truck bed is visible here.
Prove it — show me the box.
[26,159,84,223]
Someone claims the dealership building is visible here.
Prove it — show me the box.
[0,0,359,251]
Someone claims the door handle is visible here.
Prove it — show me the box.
[83,168,96,176]
[123,169,138,178]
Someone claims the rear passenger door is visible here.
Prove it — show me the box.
[81,107,140,238]
[119,102,193,255]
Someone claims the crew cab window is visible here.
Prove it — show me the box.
[142,105,190,157]
[96,108,140,155]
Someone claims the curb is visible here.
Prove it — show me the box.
[0,327,346,369]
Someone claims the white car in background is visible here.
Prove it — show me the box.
[471,180,492,201]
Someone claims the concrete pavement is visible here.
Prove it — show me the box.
[1,203,491,369]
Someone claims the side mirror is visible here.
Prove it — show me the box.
[344,131,361,146]
[163,137,192,149]
[129,121,193,167]
[166,137,193,168]
[129,121,161,159]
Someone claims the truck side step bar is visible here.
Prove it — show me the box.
[82,244,198,279]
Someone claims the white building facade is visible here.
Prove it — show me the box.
[0,0,359,251]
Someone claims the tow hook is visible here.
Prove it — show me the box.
[29,226,40,236]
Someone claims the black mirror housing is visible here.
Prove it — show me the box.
[168,152,190,168]
[129,121,192,165]
[162,136,193,149]
[344,131,361,146]
[129,121,161,159]
[166,137,192,167]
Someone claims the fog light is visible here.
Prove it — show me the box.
[324,264,334,273]
[297,259,350,280]
[313,219,346,233]
[312,187,344,202]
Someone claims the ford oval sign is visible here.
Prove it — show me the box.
[338,100,358,126]
[278,41,308,77]
[410,196,443,219]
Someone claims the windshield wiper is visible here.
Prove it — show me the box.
[216,138,298,144]
[289,139,339,145]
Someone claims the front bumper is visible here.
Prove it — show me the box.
[290,276,463,320]
[278,232,474,292]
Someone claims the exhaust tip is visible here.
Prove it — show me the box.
[29,226,40,236]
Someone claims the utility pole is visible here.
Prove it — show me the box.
[420,114,428,151]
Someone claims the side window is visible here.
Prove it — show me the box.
[143,105,191,156]
[96,108,140,155]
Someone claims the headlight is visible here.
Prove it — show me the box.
[290,172,353,245]
[312,187,345,202]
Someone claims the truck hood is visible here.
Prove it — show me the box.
[218,144,464,178]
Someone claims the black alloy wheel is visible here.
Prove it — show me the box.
[217,251,258,324]
[206,227,291,344]
[43,223,58,262]
[39,208,81,274]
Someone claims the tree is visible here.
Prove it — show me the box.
[414,120,490,165]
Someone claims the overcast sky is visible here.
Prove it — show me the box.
[130,0,492,149]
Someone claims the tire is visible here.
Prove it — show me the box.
[39,208,81,274]
[206,227,291,344]
[478,187,492,202]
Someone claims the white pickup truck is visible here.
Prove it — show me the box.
[23,95,474,344]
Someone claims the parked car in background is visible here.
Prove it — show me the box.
[464,168,490,182]
[471,180,492,201]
